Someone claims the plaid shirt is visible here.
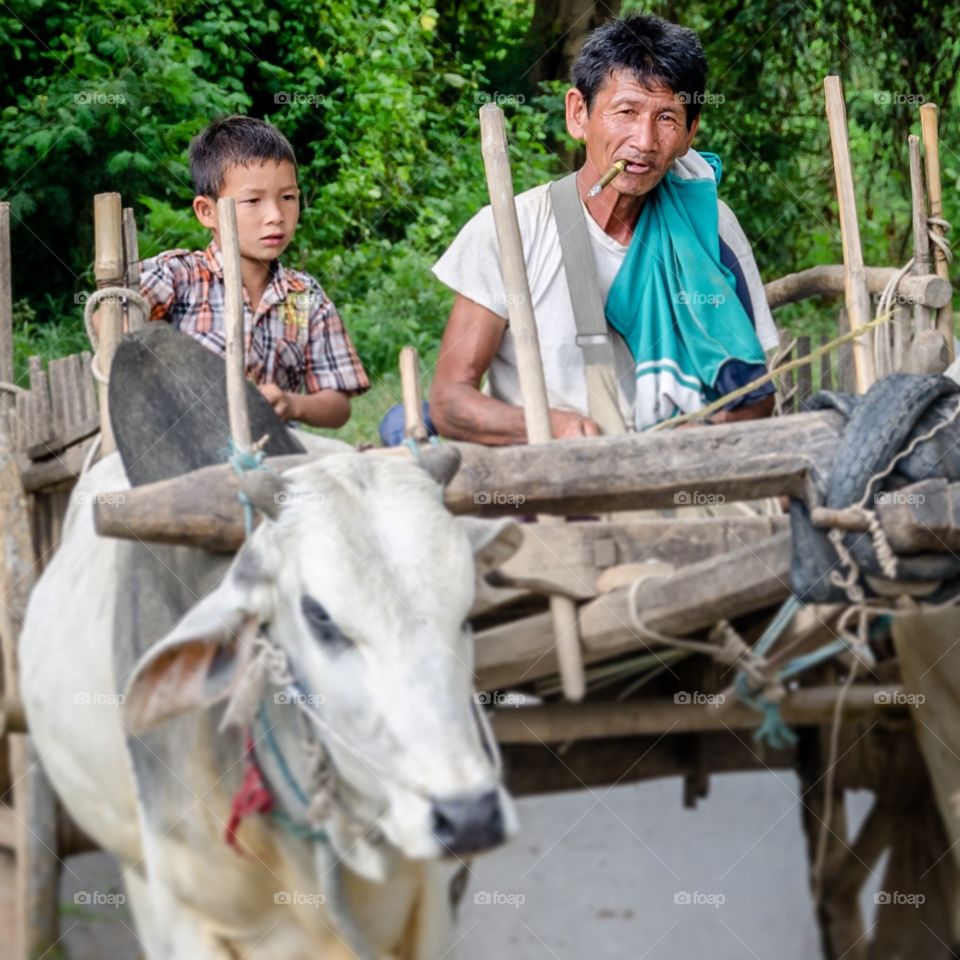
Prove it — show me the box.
[139,242,369,396]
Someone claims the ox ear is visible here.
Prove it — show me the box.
[123,578,259,736]
[459,516,524,573]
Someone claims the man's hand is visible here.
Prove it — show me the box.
[549,409,602,439]
[258,383,291,420]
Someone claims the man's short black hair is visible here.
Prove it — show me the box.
[189,115,298,198]
[572,15,708,128]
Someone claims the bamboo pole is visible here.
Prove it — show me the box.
[93,193,124,454]
[122,207,146,331]
[217,197,251,451]
[824,76,877,392]
[479,103,585,701]
[920,103,954,362]
[908,135,933,336]
[0,203,12,423]
[399,346,428,442]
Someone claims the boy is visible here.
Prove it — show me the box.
[118,115,368,427]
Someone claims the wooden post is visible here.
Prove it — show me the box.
[217,197,251,451]
[479,103,585,701]
[796,335,812,405]
[122,207,145,332]
[819,333,834,391]
[94,193,124,454]
[399,346,428,442]
[908,135,933,336]
[920,103,954,363]
[824,76,877,392]
[0,419,61,959]
[0,203,12,429]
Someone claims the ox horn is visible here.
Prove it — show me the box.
[419,445,461,487]
[238,468,287,520]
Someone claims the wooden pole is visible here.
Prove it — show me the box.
[0,203,13,425]
[399,346,428,442]
[217,197,251,451]
[479,103,584,701]
[908,135,933,337]
[920,103,954,363]
[0,419,61,959]
[93,193,124,454]
[824,76,877,392]
[122,207,146,332]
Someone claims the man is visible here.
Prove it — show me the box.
[430,14,778,445]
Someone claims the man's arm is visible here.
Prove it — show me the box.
[430,295,600,445]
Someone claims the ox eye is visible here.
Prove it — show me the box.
[300,595,352,651]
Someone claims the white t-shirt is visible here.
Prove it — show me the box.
[432,151,779,421]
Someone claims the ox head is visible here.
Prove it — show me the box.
[124,450,522,871]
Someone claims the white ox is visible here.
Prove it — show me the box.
[20,444,520,959]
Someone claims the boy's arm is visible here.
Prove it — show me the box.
[258,383,350,428]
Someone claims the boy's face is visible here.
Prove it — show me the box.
[193,159,300,262]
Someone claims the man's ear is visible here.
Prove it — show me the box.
[192,194,218,230]
[459,516,524,573]
[124,571,262,736]
[681,114,701,155]
[565,87,589,140]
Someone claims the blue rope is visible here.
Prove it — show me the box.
[258,702,329,844]
[223,437,269,538]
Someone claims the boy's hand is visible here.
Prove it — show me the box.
[258,383,291,420]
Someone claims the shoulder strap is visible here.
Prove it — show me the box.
[549,175,628,435]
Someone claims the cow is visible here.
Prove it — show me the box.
[19,436,522,959]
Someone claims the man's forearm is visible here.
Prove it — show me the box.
[430,383,529,446]
[712,394,775,423]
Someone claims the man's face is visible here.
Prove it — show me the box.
[194,159,301,262]
[566,69,700,197]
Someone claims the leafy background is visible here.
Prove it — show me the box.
[2,0,958,439]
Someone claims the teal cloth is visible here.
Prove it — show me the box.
[605,151,766,428]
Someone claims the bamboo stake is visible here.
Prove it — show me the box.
[122,207,146,332]
[217,198,251,451]
[920,103,954,362]
[0,203,12,437]
[94,193,124,454]
[909,135,933,336]
[479,103,585,701]
[399,346,428,442]
[824,76,876,392]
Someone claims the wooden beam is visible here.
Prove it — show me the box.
[492,685,905,743]
[764,266,950,312]
[93,411,844,546]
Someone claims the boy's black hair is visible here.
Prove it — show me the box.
[572,15,708,128]
[189,115,298,198]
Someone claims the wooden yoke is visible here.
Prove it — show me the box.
[479,103,585,702]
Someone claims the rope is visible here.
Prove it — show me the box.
[927,216,953,263]
[82,286,152,384]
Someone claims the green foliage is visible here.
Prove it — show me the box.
[3,0,959,393]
